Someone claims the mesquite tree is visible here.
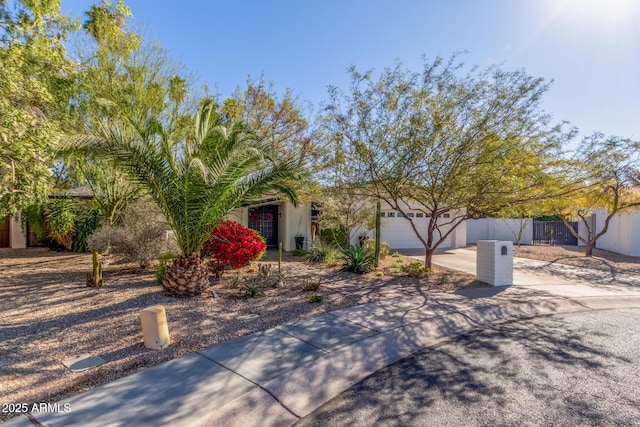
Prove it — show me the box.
[553,133,640,256]
[322,55,567,267]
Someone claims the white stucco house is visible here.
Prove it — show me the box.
[227,196,313,252]
[2,196,468,252]
[228,199,467,252]
[356,204,467,250]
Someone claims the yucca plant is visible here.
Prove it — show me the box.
[67,99,302,296]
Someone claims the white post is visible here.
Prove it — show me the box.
[140,305,170,350]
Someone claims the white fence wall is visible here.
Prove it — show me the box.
[578,208,640,256]
[467,218,533,245]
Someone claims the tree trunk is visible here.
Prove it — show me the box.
[424,249,433,269]
[162,253,209,297]
[584,242,594,257]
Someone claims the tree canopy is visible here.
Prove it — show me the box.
[322,56,568,266]
[552,133,640,255]
[68,98,303,256]
[0,0,76,217]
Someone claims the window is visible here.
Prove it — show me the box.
[406,212,414,218]
[396,212,404,218]
[380,212,386,218]
[416,213,424,218]
[443,213,450,218]
[387,212,395,217]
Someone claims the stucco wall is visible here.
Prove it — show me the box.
[578,208,640,256]
[467,218,533,245]
[10,215,27,248]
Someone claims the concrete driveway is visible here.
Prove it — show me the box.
[415,248,640,299]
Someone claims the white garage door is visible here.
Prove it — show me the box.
[380,212,453,250]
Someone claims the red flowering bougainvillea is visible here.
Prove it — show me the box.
[202,220,266,268]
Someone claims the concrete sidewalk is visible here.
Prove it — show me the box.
[6,252,640,427]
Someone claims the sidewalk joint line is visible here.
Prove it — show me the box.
[195,351,301,420]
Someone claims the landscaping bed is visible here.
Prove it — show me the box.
[0,248,482,421]
[508,245,640,275]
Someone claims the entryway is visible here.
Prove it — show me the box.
[248,205,279,246]
[0,216,9,247]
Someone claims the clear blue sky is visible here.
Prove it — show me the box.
[61,0,640,141]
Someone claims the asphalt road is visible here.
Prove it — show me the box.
[296,308,640,427]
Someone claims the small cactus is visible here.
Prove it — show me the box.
[86,249,103,287]
[278,242,283,274]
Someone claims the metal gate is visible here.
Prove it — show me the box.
[532,221,578,245]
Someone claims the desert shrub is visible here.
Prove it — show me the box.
[291,248,307,257]
[341,245,375,274]
[239,277,266,298]
[309,294,324,303]
[255,263,288,287]
[301,279,321,292]
[401,261,432,278]
[72,206,102,253]
[155,253,175,285]
[305,241,341,264]
[363,239,390,260]
[202,220,266,269]
[44,198,77,250]
[319,226,350,248]
[88,202,177,268]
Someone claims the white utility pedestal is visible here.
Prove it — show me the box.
[476,240,513,286]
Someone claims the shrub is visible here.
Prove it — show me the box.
[319,226,350,249]
[363,239,390,260]
[401,261,432,278]
[301,279,321,292]
[305,241,341,264]
[202,220,266,269]
[239,277,266,298]
[309,294,324,303]
[291,249,307,257]
[155,253,175,285]
[88,202,177,268]
[255,263,288,287]
[44,198,77,250]
[341,245,375,274]
[72,206,102,253]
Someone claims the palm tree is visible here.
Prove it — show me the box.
[70,99,303,296]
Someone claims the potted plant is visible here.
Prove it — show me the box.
[295,233,305,250]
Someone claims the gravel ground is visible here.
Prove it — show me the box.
[0,247,482,421]
[512,245,640,275]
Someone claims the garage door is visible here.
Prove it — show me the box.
[380,212,453,250]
